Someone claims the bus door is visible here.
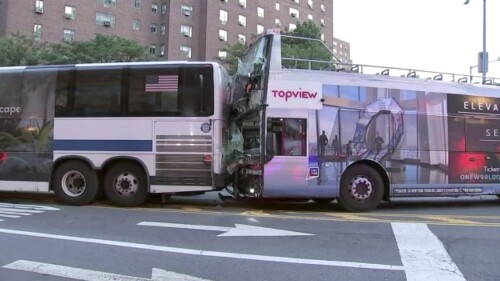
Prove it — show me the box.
[263,115,309,197]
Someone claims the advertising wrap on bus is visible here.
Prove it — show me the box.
[448,94,500,183]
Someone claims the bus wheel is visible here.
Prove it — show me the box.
[52,161,99,205]
[338,165,383,212]
[103,162,149,207]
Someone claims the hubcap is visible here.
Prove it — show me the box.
[113,172,139,198]
[348,176,373,201]
[61,170,86,197]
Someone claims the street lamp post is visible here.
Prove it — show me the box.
[470,57,500,82]
[464,0,488,83]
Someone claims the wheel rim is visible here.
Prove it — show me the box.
[113,172,139,198]
[348,175,373,201]
[61,170,86,197]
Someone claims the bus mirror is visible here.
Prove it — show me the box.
[265,133,276,162]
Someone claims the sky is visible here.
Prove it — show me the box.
[333,0,500,79]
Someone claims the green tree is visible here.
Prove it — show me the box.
[0,33,156,66]
[282,20,335,70]
[0,32,52,66]
[70,34,155,63]
[214,42,247,75]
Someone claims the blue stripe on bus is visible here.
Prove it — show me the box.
[53,140,153,152]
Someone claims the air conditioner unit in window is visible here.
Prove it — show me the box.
[182,31,189,37]
[219,35,225,41]
[291,13,297,18]
[238,1,245,7]
[221,20,227,25]
[321,22,325,27]
[182,10,191,16]
[35,7,43,14]
[64,13,73,20]
[103,21,111,26]
[276,22,281,27]
[238,21,244,26]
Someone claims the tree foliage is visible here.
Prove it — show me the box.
[282,20,335,70]
[0,32,156,66]
[214,42,247,75]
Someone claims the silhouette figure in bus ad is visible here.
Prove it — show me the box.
[332,135,340,158]
[345,140,352,165]
[318,130,328,160]
[374,132,384,160]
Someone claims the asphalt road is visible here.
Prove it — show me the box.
[0,192,499,281]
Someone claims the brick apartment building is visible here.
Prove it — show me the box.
[0,0,351,62]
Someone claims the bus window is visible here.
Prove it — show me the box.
[73,67,122,117]
[179,65,214,117]
[128,65,179,116]
[267,118,307,156]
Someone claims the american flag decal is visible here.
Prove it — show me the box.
[145,75,179,92]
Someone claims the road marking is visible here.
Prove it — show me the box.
[391,223,466,281]
[0,227,404,271]
[0,203,59,221]
[2,260,211,281]
[137,221,313,237]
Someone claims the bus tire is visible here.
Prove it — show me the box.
[103,162,149,207]
[52,160,99,205]
[338,165,383,212]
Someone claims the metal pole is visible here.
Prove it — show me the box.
[482,0,487,83]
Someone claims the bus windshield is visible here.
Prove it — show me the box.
[236,35,270,83]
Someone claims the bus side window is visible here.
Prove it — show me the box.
[267,118,307,156]
[178,66,214,117]
[73,68,122,117]
[55,68,74,117]
[128,66,179,116]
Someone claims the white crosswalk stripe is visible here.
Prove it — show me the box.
[0,203,59,221]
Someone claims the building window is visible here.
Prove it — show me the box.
[160,24,166,35]
[150,23,157,34]
[132,19,140,30]
[149,45,156,54]
[275,3,280,10]
[180,46,192,58]
[308,0,313,8]
[181,25,192,37]
[63,29,75,43]
[151,3,158,13]
[35,0,44,14]
[96,12,115,27]
[308,14,313,20]
[220,10,228,25]
[64,6,76,20]
[321,18,325,26]
[99,0,117,5]
[275,19,281,27]
[238,0,246,8]
[257,25,264,35]
[292,0,299,3]
[161,3,167,14]
[320,4,325,12]
[289,8,299,18]
[218,50,227,58]
[238,15,246,26]
[219,29,227,41]
[33,24,42,40]
[288,23,296,31]
[238,34,246,44]
[321,33,324,41]
[134,0,141,8]
[159,45,165,56]
[257,7,264,18]
[181,4,193,17]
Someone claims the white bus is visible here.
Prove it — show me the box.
[0,61,231,206]
[223,29,500,212]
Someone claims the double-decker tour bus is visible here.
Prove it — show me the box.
[223,29,500,212]
[0,61,231,206]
